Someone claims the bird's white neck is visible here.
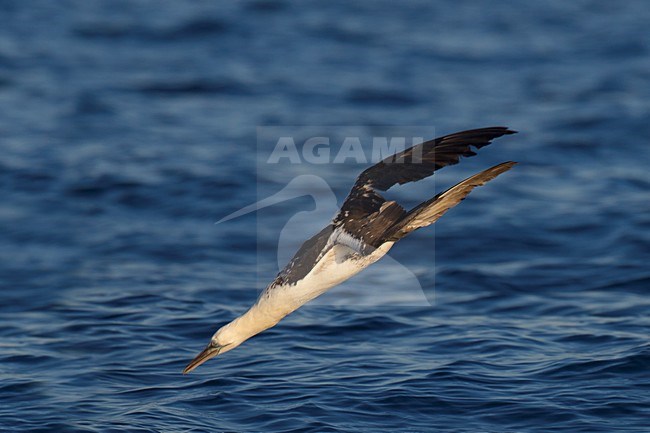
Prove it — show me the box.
[217,294,294,350]
[233,304,283,337]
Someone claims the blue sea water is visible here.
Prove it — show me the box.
[1,0,649,431]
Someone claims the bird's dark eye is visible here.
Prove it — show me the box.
[210,340,220,348]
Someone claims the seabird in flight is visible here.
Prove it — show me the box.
[184,127,516,373]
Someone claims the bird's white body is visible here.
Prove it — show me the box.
[266,240,395,315]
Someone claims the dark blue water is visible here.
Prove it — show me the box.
[1,1,649,431]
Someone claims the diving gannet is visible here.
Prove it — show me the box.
[184,127,516,373]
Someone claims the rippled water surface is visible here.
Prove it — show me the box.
[1,1,649,431]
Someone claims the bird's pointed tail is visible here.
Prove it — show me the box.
[385,161,517,241]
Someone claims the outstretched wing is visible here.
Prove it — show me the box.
[333,127,517,246]
[269,127,516,288]
[355,126,516,191]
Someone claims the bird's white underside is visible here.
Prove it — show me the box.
[265,240,395,314]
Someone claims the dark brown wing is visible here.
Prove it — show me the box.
[355,127,516,191]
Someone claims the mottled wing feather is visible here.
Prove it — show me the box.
[331,199,405,254]
[333,189,406,248]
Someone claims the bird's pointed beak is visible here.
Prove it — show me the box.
[183,342,225,374]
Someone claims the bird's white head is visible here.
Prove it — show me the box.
[182,321,244,374]
[183,306,280,374]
